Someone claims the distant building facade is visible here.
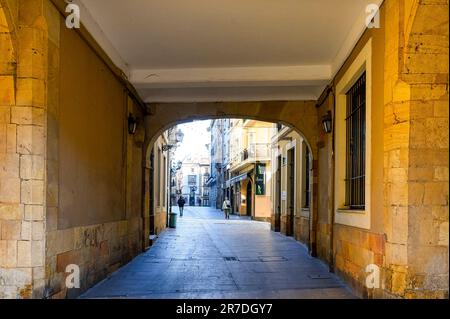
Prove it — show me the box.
[206,120,224,209]
[176,156,210,206]
[208,119,274,221]
[227,119,273,221]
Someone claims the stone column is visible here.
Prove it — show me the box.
[403,0,448,298]
[0,0,49,299]
[0,0,22,299]
[383,0,449,298]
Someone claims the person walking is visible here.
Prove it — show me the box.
[222,197,231,220]
[177,196,186,216]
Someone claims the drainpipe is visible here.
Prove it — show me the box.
[166,148,171,227]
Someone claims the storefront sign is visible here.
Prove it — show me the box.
[255,163,266,195]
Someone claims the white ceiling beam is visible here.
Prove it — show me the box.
[130,65,331,89]
[138,85,325,103]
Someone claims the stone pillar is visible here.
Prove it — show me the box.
[0,0,49,298]
[383,0,411,297]
[403,0,449,298]
[383,0,449,298]
[0,0,22,299]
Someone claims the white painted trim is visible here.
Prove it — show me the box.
[286,141,297,218]
[77,0,130,78]
[138,86,324,103]
[334,38,372,230]
[299,139,310,217]
[130,65,331,89]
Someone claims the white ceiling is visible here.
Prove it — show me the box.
[77,0,382,102]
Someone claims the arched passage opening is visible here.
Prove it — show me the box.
[0,1,16,73]
[0,1,16,104]
[141,101,320,255]
[245,179,252,217]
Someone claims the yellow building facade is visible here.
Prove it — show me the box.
[148,132,169,238]
[271,126,311,245]
[227,119,273,221]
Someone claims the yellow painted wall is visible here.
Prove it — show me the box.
[58,22,127,228]
[43,1,146,298]
[150,134,168,235]
[319,2,386,297]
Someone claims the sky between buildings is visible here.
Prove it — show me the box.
[173,120,211,162]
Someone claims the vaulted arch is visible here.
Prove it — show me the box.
[144,101,319,159]
[142,100,321,255]
[0,0,17,97]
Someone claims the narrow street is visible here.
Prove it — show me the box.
[81,207,354,299]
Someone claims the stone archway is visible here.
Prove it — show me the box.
[382,0,449,298]
[0,0,50,299]
[142,101,321,255]
[0,0,19,299]
[144,101,319,156]
[0,1,16,104]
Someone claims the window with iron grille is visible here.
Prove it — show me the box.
[303,145,311,208]
[345,72,366,209]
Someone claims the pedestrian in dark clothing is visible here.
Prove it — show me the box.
[177,197,185,216]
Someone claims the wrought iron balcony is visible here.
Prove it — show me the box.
[230,143,271,171]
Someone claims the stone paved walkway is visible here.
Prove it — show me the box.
[81,206,355,299]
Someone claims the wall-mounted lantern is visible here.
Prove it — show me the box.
[128,113,138,135]
[321,111,332,134]
[175,129,184,143]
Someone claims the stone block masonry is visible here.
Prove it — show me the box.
[1,0,147,299]
[0,0,48,299]
[382,0,449,299]
[45,217,142,298]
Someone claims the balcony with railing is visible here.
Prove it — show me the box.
[230,143,271,172]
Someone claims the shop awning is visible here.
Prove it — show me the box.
[204,176,216,186]
[225,171,251,187]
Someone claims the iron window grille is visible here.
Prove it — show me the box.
[303,146,311,208]
[345,72,366,209]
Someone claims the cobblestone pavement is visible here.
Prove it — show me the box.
[81,206,355,299]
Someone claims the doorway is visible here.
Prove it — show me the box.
[287,148,295,236]
[274,155,282,232]
[246,181,253,217]
[230,186,234,214]
[189,187,196,206]
[149,150,155,235]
